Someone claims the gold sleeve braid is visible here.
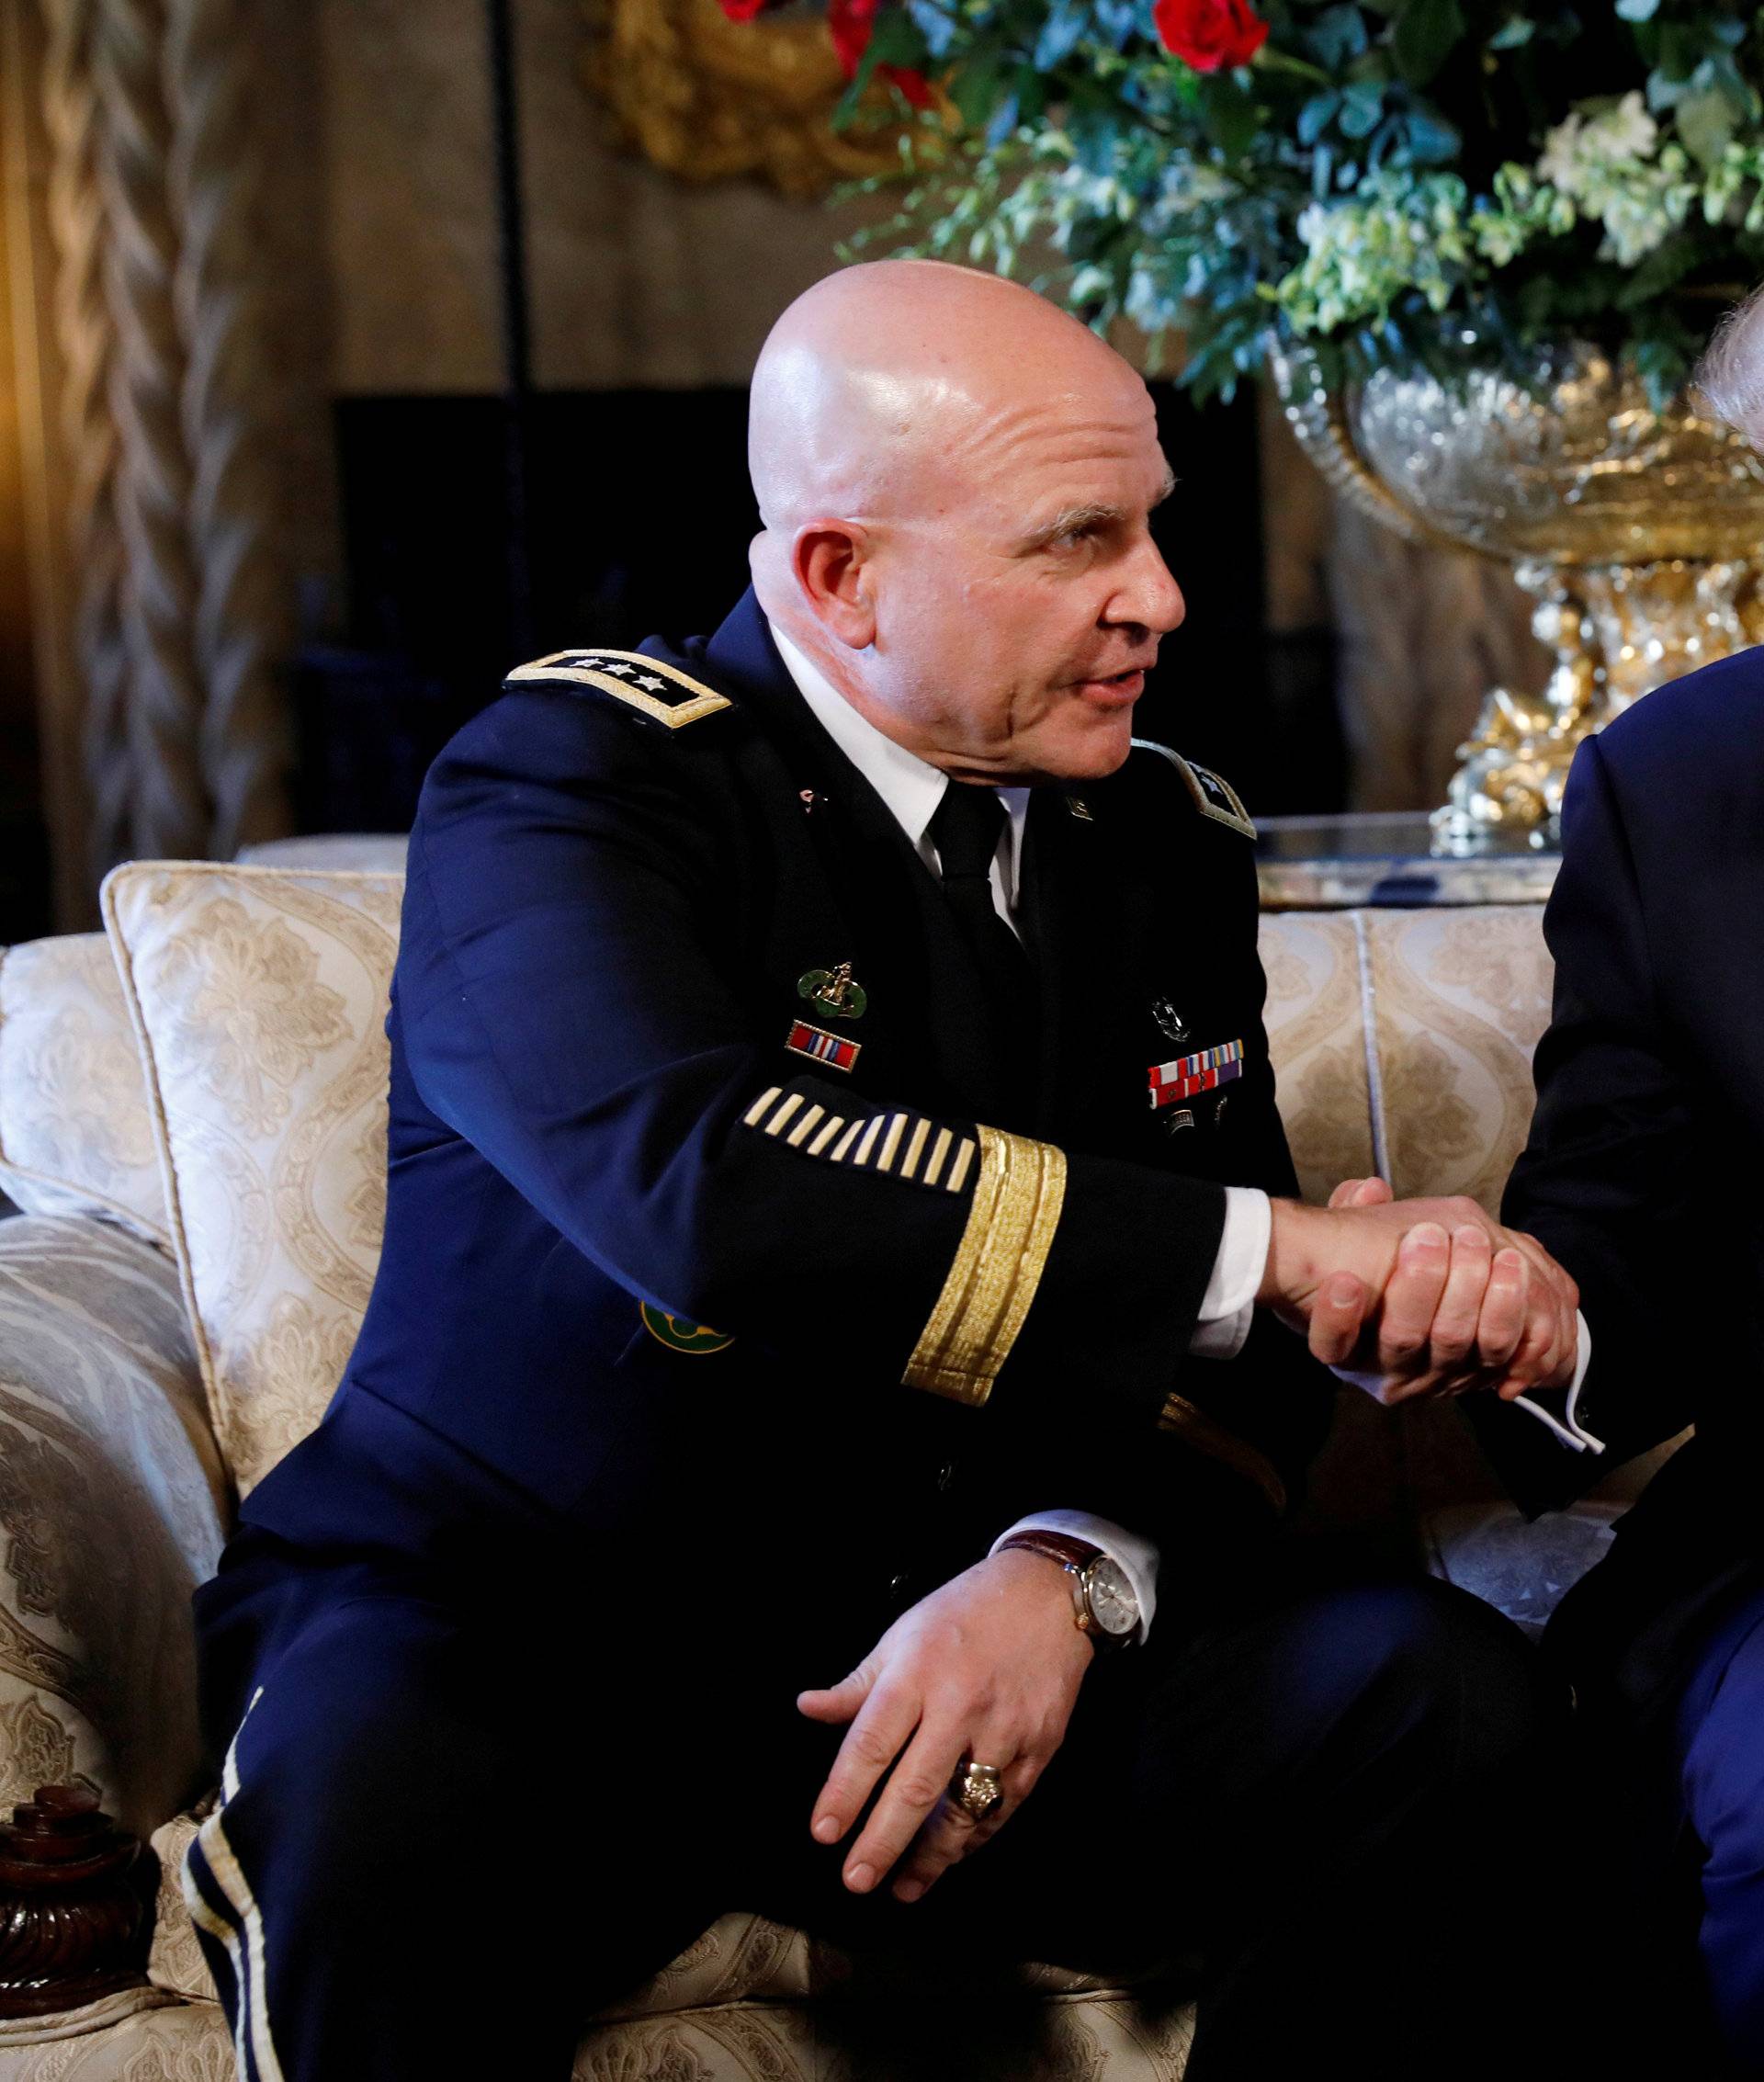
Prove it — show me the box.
[901,1126,1068,1407]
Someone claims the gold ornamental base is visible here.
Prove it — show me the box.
[1430,556,1764,856]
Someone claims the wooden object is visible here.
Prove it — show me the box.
[0,1782,153,2019]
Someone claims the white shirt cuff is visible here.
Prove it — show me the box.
[1509,1312,1602,1452]
[1329,1310,1601,1452]
[1188,1187,1271,1361]
[989,1509,1159,1644]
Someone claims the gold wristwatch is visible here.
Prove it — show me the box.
[996,1531,1139,1648]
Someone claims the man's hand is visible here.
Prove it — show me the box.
[1260,1182,1578,1405]
[797,1549,1092,1904]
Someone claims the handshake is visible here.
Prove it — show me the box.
[1258,1177,1580,1406]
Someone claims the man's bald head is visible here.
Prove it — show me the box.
[748,260,1148,545]
[746,260,1184,786]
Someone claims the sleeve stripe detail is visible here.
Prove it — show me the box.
[763,1092,806,1137]
[1158,1394,1287,1513]
[786,1103,826,1148]
[740,1088,976,1194]
[901,1125,1068,1408]
[875,1113,909,1172]
[899,1116,933,1180]
[923,1126,953,1186]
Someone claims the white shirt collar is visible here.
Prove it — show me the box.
[767,620,1031,903]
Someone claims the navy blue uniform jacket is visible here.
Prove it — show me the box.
[234,593,1335,1622]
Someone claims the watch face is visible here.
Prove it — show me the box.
[1085,1556,1139,1637]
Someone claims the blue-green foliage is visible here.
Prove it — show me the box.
[833,0,1764,402]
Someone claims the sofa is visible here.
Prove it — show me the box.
[0,851,1674,2080]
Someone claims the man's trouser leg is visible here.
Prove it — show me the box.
[186,1580,718,2082]
[1679,1586,1764,2070]
[758,1552,1567,2082]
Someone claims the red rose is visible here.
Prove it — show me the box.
[1153,0,1270,72]
[717,0,777,18]
[827,0,933,108]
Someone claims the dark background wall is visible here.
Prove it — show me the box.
[2,0,1348,944]
[300,379,1336,840]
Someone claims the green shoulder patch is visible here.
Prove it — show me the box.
[1130,739,1257,840]
[504,648,732,730]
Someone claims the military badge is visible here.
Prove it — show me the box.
[1161,1107,1196,1135]
[1148,1039,1243,1110]
[786,1019,861,1072]
[797,961,867,1018]
[639,1303,735,1354]
[1150,998,1189,1044]
[1065,795,1094,821]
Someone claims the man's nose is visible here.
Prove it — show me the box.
[1114,542,1186,636]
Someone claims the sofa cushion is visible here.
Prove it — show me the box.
[1360,905,1552,1210]
[100,863,402,1496]
[1257,911,1376,1203]
[0,1216,226,1841]
[0,1978,1198,2078]
[0,934,170,1249]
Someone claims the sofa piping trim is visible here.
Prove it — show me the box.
[1350,911,1390,1186]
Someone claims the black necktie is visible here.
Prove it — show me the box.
[928,782,1037,1109]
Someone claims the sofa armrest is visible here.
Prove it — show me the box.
[0,1216,229,1840]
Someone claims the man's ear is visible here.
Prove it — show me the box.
[792,521,876,651]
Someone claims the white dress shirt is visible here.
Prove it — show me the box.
[768,623,1597,1645]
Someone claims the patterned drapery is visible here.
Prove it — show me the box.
[33,0,292,893]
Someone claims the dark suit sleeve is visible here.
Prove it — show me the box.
[395,685,1231,1424]
[1469,734,1697,1514]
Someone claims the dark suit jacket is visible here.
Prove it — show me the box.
[232,591,1334,1628]
[1477,646,1764,1549]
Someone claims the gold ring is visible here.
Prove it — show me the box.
[949,1760,1004,1823]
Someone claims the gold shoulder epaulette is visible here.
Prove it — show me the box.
[1130,739,1256,839]
[504,649,732,730]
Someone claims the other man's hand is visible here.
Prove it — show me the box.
[1259,1183,1578,1404]
[797,1549,1092,1904]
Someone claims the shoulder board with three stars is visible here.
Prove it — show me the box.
[1129,738,1256,840]
[503,649,734,730]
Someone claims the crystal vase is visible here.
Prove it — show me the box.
[1272,341,1764,854]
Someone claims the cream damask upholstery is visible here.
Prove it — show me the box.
[1255,911,1374,1205]
[0,1216,224,1841]
[0,874,1657,2079]
[1362,907,1557,1212]
[99,865,401,1496]
[0,936,171,1249]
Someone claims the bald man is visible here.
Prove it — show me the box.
[184,264,1582,2081]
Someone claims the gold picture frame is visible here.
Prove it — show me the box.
[585,0,929,198]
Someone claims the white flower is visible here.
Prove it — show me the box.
[1593,90,1658,164]
[1278,173,1476,334]
[1537,91,1659,201]
[1537,112,1587,195]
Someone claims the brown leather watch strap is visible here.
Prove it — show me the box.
[996,1530,1102,1572]
[997,1531,1134,1649]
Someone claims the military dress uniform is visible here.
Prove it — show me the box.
[184,590,1552,2082]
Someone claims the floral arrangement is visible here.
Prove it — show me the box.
[720,0,1764,402]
